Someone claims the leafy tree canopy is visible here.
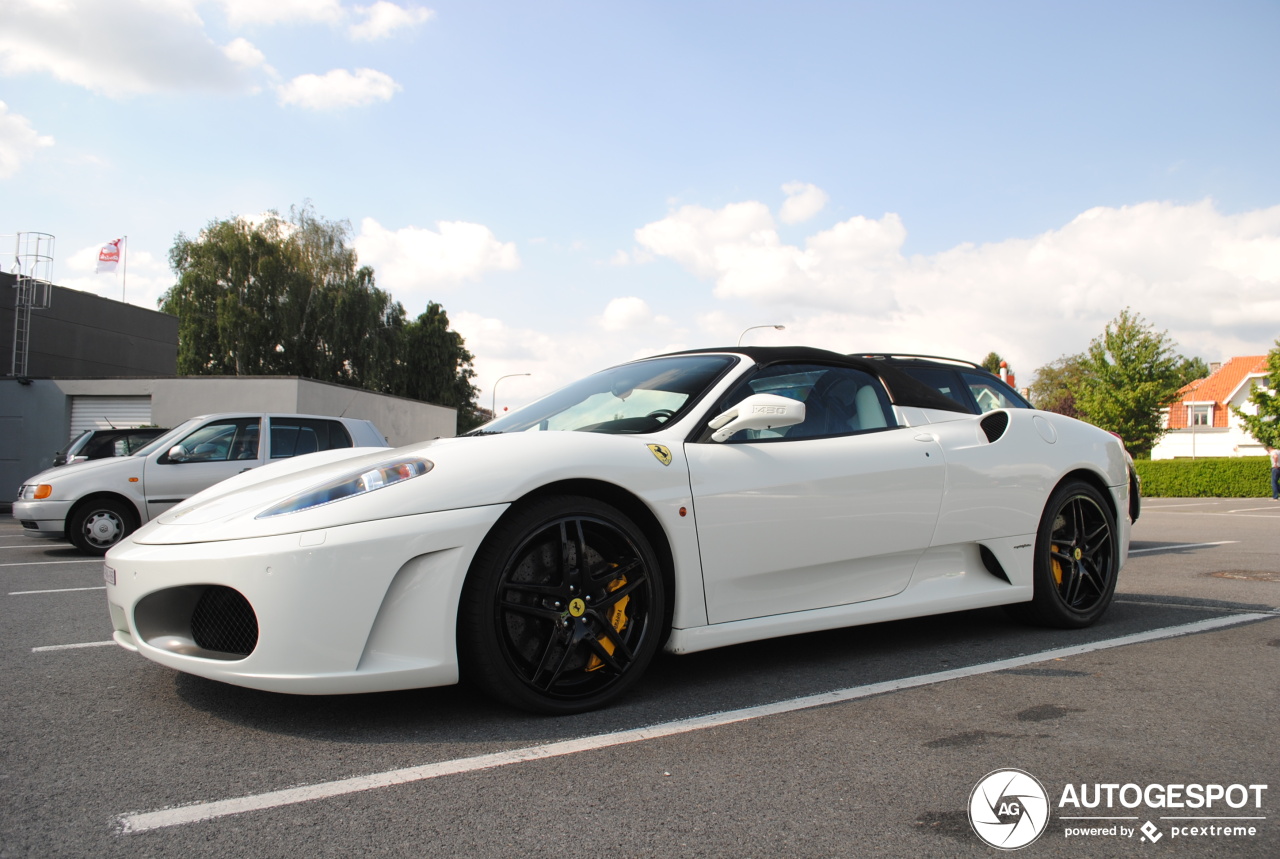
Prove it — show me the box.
[1177,355,1210,387]
[161,204,479,427]
[980,352,1003,374]
[1232,340,1280,449]
[1069,308,1188,458]
[1029,353,1086,418]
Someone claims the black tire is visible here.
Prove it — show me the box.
[458,495,665,714]
[68,498,137,556]
[1020,480,1119,628]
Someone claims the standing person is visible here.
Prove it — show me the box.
[1270,447,1280,500]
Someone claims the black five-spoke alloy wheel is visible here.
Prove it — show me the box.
[459,495,665,714]
[1025,480,1118,628]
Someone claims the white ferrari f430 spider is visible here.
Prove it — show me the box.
[104,346,1132,713]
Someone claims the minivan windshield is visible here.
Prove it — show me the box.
[473,355,735,435]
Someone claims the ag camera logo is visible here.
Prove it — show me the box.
[969,769,1050,850]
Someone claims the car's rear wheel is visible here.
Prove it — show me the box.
[68,498,137,556]
[1021,480,1118,628]
[459,495,665,714]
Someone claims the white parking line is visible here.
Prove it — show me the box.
[32,640,115,652]
[115,612,1275,834]
[0,560,101,568]
[1128,541,1237,555]
[10,586,106,595]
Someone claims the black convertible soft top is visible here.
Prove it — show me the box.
[666,346,971,414]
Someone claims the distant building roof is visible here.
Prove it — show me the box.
[1167,355,1268,429]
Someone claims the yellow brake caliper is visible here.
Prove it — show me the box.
[1051,544,1063,585]
[586,574,629,672]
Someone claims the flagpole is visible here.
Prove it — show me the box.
[122,236,127,302]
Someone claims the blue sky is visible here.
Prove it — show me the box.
[3,1,1278,409]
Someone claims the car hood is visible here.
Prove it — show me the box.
[124,431,691,546]
[20,454,142,487]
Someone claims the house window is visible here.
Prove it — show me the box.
[1188,404,1212,427]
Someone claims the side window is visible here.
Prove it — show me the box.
[900,367,971,410]
[162,419,260,464]
[960,371,1028,412]
[714,364,895,441]
[269,418,354,459]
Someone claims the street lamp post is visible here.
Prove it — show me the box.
[492,373,531,417]
[737,324,786,346]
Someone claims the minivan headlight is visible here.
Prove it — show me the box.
[257,457,433,518]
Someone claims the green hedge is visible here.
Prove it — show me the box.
[1134,457,1275,498]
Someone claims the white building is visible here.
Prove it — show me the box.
[1151,355,1270,460]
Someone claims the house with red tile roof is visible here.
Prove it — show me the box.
[1151,355,1271,459]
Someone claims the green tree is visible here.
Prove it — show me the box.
[161,205,479,422]
[1071,309,1186,458]
[392,302,482,431]
[1232,341,1280,449]
[980,352,1003,374]
[1177,355,1210,387]
[1029,353,1086,418]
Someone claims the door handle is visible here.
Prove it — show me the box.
[914,433,937,443]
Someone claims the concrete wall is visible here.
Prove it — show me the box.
[148,376,456,443]
[1,376,456,504]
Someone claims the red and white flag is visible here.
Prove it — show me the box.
[96,238,122,274]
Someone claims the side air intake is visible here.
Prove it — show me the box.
[980,411,1009,443]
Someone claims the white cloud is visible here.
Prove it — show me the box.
[597,296,675,332]
[0,101,53,178]
[635,200,904,311]
[349,2,435,40]
[0,0,254,95]
[779,181,828,224]
[453,309,693,415]
[634,196,1280,375]
[213,0,344,28]
[222,37,271,73]
[355,217,520,306]
[276,67,401,109]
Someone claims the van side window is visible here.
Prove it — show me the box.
[269,418,354,459]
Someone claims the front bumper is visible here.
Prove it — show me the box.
[105,504,508,694]
[12,499,70,539]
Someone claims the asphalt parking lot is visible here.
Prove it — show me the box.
[1,498,1277,858]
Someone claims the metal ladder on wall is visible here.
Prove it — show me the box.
[9,232,55,378]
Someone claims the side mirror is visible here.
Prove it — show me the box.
[708,394,806,442]
[167,444,189,463]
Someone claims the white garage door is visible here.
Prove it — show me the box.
[69,396,154,441]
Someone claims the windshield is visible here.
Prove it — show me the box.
[475,354,736,435]
[130,418,205,458]
[59,430,93,457]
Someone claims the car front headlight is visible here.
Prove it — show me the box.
[17,484,53,501]
[257,457,433,518]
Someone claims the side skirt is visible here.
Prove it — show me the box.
[666,535,1034,655]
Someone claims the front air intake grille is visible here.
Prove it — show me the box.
[980,411,1009,443]
[190,587,259,656]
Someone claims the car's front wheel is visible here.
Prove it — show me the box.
[1021,480,1119,628]
[458,495,665,714]
[68,498,137,556]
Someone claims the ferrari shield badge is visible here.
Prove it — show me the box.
[647,444,673,466]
